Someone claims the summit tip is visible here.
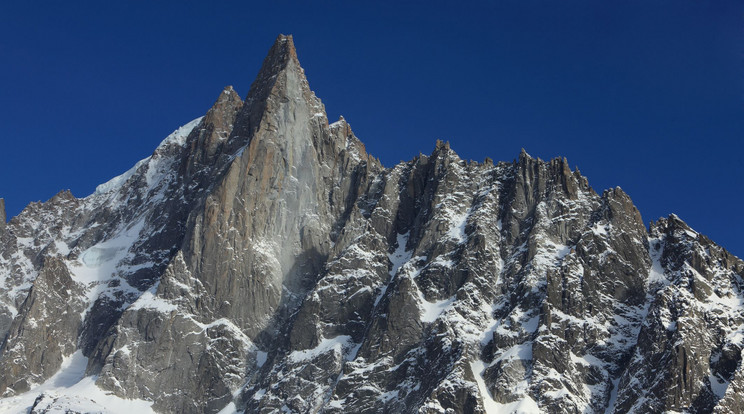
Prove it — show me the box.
[270,34,298,62]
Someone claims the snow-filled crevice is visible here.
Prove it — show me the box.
[373,232,412,307]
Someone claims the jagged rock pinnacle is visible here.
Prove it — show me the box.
[208,86,243,119]
[184,86,244,169]
[518,147,533,163]
[245,34,300,104]
[229,33,325,146]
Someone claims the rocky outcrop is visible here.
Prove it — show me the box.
[0,35,742,414]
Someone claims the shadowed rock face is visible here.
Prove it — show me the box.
[2,35,743,414]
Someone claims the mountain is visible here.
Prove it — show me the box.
[1,34,743,414]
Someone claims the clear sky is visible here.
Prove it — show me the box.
[1,1,743,258]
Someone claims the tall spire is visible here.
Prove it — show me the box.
[230,34,324,148]
[244,34,301,107]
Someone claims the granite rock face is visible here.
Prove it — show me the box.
[1,35,743,414]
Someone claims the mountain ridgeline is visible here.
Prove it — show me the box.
[1,35,743,414]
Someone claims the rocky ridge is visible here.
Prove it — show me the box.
[1,35,743,414]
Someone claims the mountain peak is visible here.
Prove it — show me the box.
[220,85,238,97]
[272,34,297,60]
[209,86,243,114]
[258,34,299,75]
[232,34,323,148]
[245,34,300,102]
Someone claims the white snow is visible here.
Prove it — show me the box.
[68,218,148,317]
[591,222,610,236]
[91,117,201,196]
[0,351,154,413]
[446,207,471,243]
[709,373,729,399]
[74,218,146,282]
[646,238,668,287]
[54,240,71,256]
[418,294,456,323]
[492,342,533,366]
[531,239,571,270]
[430,255,455,268]
[159,117,203,148]
[127,283,177,313]
[604,378,621,414]
[389,232,412,277]
[374,232,412,307]
[288,335,353,362]
[94,157,149,195]
[377,389,400,403]
[252,389,267,400]
[255,351,268,367]
[217,402,241,414]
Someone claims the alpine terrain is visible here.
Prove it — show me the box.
[1,35,743,414]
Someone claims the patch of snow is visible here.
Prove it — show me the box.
[604,378,621,414]
[532,239,571,270]
[128,283,177,313]
[159,117,203,148]
[93,157,149,195]
[418,294,456,323]
[446,207,471,243]
[74,218,146,283]
[522,314,540,334]
[389,232,412,277]
[430,255,455,268]
[704,288,744,310]
[346,341,363,362]
[570,352,606,370]
[327,398,346,409]
[726,327,744,346]
[256,351,268,367]
[709,373,730,400]
[591,222,610,236]
[68,218,148,317]
[491,342,533,366]
[288,335,353,362]
[217,402,240,414]
[90,117,201,196]
[54,240,71,256]
[374,233,412,307]
[378,390,399,403]
[647,238,668,287]
[200,318,254,349]
[252,388,266,400]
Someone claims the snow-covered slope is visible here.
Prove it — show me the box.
[1,35,742,414]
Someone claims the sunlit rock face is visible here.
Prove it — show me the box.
[1,35,743,414]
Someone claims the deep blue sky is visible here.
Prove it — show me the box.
[1,1,743,257]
